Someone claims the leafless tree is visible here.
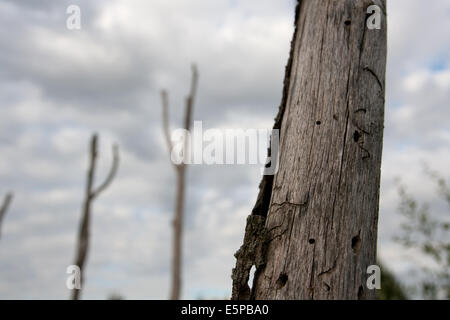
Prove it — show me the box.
[0,193,13,239]
[72,134,119,300]
[232,0,386,300]
[161,65,198,300]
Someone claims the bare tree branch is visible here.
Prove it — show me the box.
[184,64,198,131]
[161,89,174,159]
[72,134,119,300]
[92,144,120,199]
[0,193,13,239]
[162,65,198,300]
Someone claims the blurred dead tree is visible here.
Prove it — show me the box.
[161,65,198,300]
[72,134,119,300]
[0,193,13,239]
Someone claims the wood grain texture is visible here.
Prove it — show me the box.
[232,0,386,300]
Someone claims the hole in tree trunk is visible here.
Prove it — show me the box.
[276,273,288,289]
[352,233,361,254]
[353,130,361,142]
[308,238,315,244]
[357,286,364,300]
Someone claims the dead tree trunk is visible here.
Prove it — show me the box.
[0,193,13,239]
[72,134,119,300]
[161,65,198,300]
[232,0,386,300]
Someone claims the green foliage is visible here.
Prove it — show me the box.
[394,168,450,299]
[107,292,124,300]
[377,261,408,300]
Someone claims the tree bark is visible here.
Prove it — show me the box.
[232,0,386,300]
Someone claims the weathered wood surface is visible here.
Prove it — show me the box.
[232,0,386,300]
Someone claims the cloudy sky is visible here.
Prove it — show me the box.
[0,0,449,299]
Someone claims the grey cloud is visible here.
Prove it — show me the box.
[0,0,449,299]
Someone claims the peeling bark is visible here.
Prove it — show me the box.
[232,0,386,300]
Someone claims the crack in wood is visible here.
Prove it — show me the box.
[231,0,304,300]
[318,259,338,277]
[363,66,383,91]
[352,120,371,136]
[271,199,309,209]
